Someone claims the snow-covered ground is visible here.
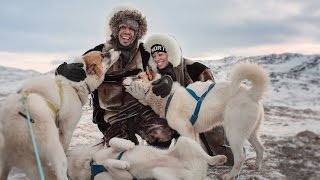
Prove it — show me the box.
[0,53,319,179]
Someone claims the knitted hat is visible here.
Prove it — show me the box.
[107,5,147,40]
[151,44,166,54]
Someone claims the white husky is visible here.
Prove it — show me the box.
[67,136,227,180]
[0,49,120,180]
[0,123,3,176]
[123,62,270,180]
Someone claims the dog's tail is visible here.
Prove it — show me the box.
[229,62,270,101]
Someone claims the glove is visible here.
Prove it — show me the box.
[152,75,173,98]
[55,62,86,82]
[125,81,148,105]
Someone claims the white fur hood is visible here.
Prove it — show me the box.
[144,33,182,71]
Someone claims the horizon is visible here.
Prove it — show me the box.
[1,51,318,73]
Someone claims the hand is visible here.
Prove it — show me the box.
[152,75,173,98]
[55,62,86,82]
[124,81,148,105]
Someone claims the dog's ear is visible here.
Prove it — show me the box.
[146,65,157,81]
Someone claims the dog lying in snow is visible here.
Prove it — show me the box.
[67,142,133,180]
[67,136,227,180]
[0,49,120,180]
[123,62,270,180]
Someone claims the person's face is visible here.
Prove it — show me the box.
[152,51,169,69]
[117,25,136,46]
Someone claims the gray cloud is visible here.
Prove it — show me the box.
[0,0,319,58]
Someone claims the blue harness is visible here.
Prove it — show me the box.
[165,83,215,125]
[90,151,126,179]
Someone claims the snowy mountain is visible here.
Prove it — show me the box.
[0,66,41,98]
[200,53,320,110]
[1,53,319,110]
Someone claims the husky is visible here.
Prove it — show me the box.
[0,49,120,180]
[123,62,270,179]
[0,123,3,176]
[67,136,227,180]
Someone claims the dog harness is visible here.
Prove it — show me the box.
[165,83,215,125]
[90,160,108,180]
[90,151,126,179]
[18,80,63,127]
[186,83,215,125]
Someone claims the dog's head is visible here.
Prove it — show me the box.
[123,66,161,94]
[82,49,120,91]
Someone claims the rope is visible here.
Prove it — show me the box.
[21,92,46,180]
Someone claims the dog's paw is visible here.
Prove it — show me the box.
[109,137,136,151]
[122,161,130,170]
[116,160,130,170]
[248,162,261,170]
[105,159,131,170]
[209,155,227,166]
[222,173,234,180]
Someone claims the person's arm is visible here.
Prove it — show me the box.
[55,62,86,82]
[186,62,215,82]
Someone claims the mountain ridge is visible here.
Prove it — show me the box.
[0,53,319,110]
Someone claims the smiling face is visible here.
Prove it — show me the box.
[117,25,136,46]
[152,51,169,69]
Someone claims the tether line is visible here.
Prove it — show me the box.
[21,93,46,180]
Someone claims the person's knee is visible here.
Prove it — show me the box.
[144,128,179,149]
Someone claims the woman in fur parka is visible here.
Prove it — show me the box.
[143,33,234,165]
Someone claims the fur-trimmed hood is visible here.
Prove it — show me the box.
[144,33,182,71]
[105,5,147,41]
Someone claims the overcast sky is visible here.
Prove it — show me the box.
[0,0,319,72]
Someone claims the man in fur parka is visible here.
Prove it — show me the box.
[142,33,234,164]
[56,5,178,148]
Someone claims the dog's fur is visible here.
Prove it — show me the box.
[123,62,270,179]
[0,49,120,180]
[68,136,227,180]
[67,143,134,180]
[0,123,4,176]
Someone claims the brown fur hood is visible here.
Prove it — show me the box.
[105,5,147,41]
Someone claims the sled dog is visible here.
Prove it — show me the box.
[67,136,227,180]
[0,49,120,180]
[123,62,270,179]
[0,123,3,176]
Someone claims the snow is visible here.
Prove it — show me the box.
[1,53,319,179]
